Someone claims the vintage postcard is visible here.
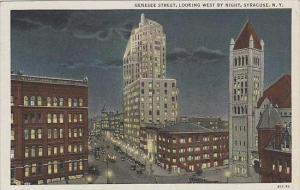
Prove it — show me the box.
[0,1,299,190]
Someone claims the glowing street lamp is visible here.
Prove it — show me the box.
[106,169,113,184]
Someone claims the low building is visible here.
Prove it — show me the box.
[11,73,89,185]
[257,104,291,182]
[157,123,229,174]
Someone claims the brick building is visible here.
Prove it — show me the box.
[257,104,291,182]
[11,73,89,184]
[157,123,229,174]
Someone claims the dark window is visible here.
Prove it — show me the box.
[164,83,167,88]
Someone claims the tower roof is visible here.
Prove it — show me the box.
[257,75,291,108]
[234,21,262,50]
[257,104,283,129]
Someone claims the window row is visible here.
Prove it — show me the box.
[233,105,248,115]
[158,135,228,143]
[272,160,290,174]
[159,145,227,153]
[234,55,248,67]
[24,129,43,140]
[68,128,83,138]
[23,96,84,107]
[67,144,84,153]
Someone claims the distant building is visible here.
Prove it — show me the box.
[90,118,101,136]
[11,73,88,184]
[100,109,124,139]
[183,116,228,130]
[157,123,229,174]
[257,104,291,182]
[229,21,264,177]
[123,14,179,151]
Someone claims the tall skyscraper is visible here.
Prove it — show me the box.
[123,14,179,151]
[229,21,264,177]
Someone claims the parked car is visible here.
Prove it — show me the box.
[121,156,126,161]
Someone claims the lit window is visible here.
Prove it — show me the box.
[24,129,29,140]
[53,97,58,106]
[79,161,83,170]
[37,129,42,139]
[73,114,78,123]
[48,129,52,139]
[38,147,43,157]
[30,96,35,106]
[10,148,15,159]
[11,130,15,140]
[11,96,14,106]
[24,96,29,106]
[48,146,52,156]
[59,129,63,138]
[53,129,58,139]
[53,161,58,173]
[68,145,72,152]
[79,145,82,152]
[37,96,42,106]
[11,112,14,124]
[24,165,30,177]
[53,146,57,155]
[68,129,72,138]
[48,162,52,174]
[60,145,64,154]
[47,114,52,124]
[68,114,72,123]
[69,162,72,171]
[79,128,82,137]
[59,114,64,123]
[32,164,36,175]
[79,99,83,107]
[79,114,83,122]
[31,129,36,140]
[74,129,77,138]
[25,147,29,158]
[47,97,52,107]
[53,114,57,123]
[59,98,64,107]
[74,145,77,153]
[73,99,78,107]
[68,98,72,107]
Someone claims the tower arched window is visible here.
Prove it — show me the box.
[237,107,240,114]
[238,57,241,66]
[234,58,237,66]
[242,56,244,65]
[37,96,42,106]
[241,107,244,114]
[24,96,29,106]
[30,96,35,106]
[245,56,248,65]
[234,107,236,114]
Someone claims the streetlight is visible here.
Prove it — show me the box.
[224,170,231,183]
[106,169,113,184]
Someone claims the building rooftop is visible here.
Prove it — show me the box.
[234,21,262,50]
[159,122,228,134]
[257,104,283,129]
[257,75,291,108]
[11,73,88,87]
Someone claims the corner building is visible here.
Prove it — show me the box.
[11,74,88,184]
[229,21,264,177]
[123,14,179,153]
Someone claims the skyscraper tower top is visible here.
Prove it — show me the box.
[233,21,263,50]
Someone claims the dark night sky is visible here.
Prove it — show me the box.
[11,10,291,119]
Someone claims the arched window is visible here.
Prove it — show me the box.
[237,106,240,114]
[24,96,29,106]
[68,98,72,107]
[53,97,58,106]
[59,98,64,107]
[73,99,78,107]
[238,57,241,66]
[37,96,42,106]
[242,56,244,65]
[47,97,52,107]
[234,58,237,66]
[59,114,64,123]
[79,99,83,107]
[241,107,244,114]
[234,107,236,114]
[245,56,248,65]
[30,96,35,106]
